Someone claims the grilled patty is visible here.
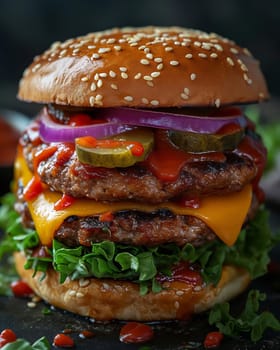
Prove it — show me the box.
[21,132,256,204]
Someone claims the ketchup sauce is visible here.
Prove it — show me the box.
[157,261,203,286]
[120,322,154,344]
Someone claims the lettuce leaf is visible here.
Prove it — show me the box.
[209,289,280,342]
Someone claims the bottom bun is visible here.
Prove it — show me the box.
[14,252,250,321]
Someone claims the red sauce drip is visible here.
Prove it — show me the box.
[54,194,76,211]
[78,330,95,339]
[234,134,267,202]
[157,261,203,286]
[0,329,17,347]
[23,175,43,201]
[119,322,154,344]
[53,333,75,348]
[68,113,106,126]
[177,196,200,208]
[10,280,34,297]
[55,143,75,167]
[145,130,225,182]
[204,331,224,348]
[23,145,58,201]
[76,136,144,157]
[216,122,242,135]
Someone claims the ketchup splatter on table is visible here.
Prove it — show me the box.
[120,322,154,344]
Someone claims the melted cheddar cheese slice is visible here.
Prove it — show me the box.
[16,155,252,247]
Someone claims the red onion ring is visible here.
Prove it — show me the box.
[39,109,134,143]
[39,107,247,143]
[100,107,247,134]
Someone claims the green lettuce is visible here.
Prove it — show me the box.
[209,289,280,342]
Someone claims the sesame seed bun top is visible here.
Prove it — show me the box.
[18,26,269,108]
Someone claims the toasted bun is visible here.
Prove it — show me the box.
[18,27,268,109]
[14,252,250,321]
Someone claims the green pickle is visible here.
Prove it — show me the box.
[76,128,154,168]
[169,128,244,153]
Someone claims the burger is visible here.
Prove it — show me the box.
[10,26,273,321]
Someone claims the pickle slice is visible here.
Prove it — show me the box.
[169,128,244,153]
[76,128,154,168]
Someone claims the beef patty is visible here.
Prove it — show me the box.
[21,136,256,204]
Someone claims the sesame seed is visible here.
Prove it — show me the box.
[214,44,223,51]
[27,302,37,308]
[243,48,252,56]
[174,301,180,309]
[114,45,122,51]
[201,42,212,50]
[130,42,138,47]
[185,53,193,59]
[176,290,184,296]
[157,63,163,70]
[210,53,218,58]
[90,82,97,91]
[154,57,163,63]
[91,53,100,59]
[226,57,235,66]
[76,292,84,298]
[215,98,221,108]
[144,75,153,81]
[174,41,181,46]
[81,76,89,82]
[165,46,173,52]
[198,53,207,58]
[170,60,180,66]
[146,53,153,60]
[240,64,248,72]
[94,73,99,81]
[32,63,41,73]
[141,98,149,104]
[180,93,189,100]
[110,83,118,90]
[190,73,197,80]
[140,59,150,65]
[59,49,67,57]
[230,47,239,54]
[106,38,116,44]
[134,73,142,79]
[87,45,96,49]
[89,96,95,106]
[138,45,146,51]
[194,286,202,292]
[151,71,161,78]
[119,67,127,72]
[184,87,190,95]
[147,81,154,87]
[95,94,103,101]
[98,47,111,54]
[109,70,116,78]
[121,72,128,79]
[99,72,107,78]
[97,79,103,88]
[124,96,134,102]
[69,290,76,297]
[194,41,202,47]
[72,48,80,54]
[150,100,159,106]
[79,278,90,287]
[144,47,150,53]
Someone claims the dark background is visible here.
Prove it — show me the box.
[0,0,279,117]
